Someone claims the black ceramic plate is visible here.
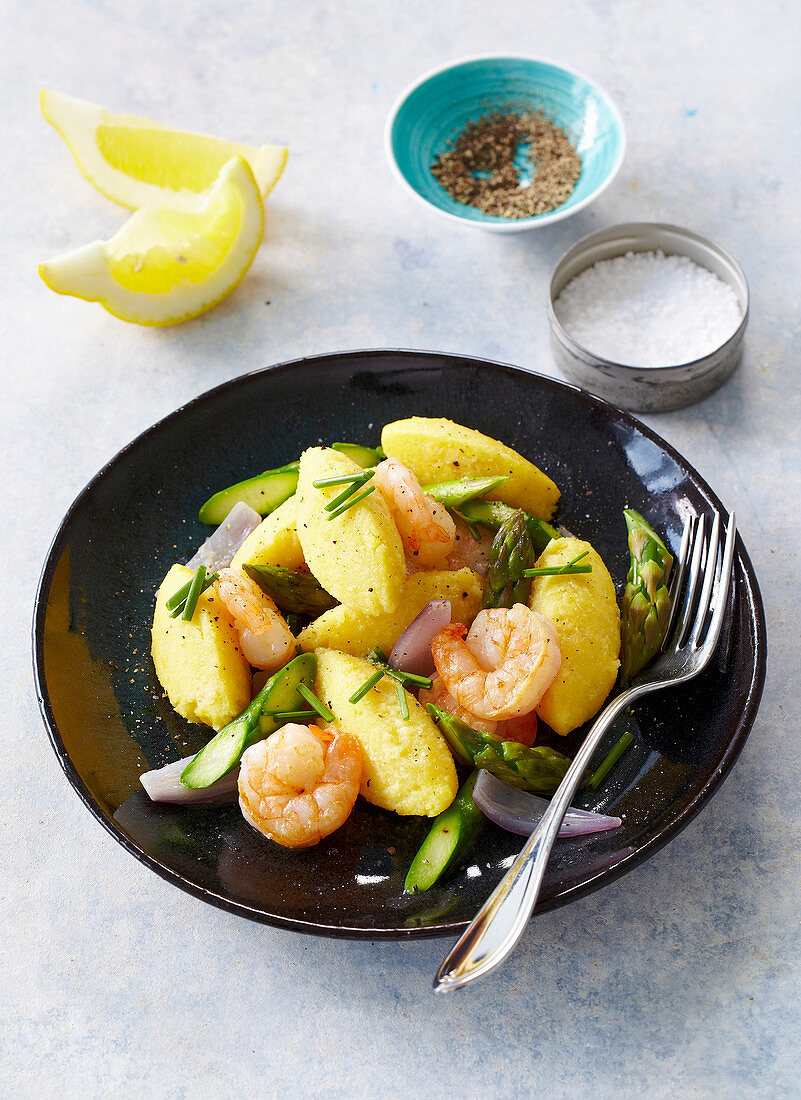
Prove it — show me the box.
[33,351,766,939]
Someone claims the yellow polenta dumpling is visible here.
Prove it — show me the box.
[297,567,482,657]
[151,563,251,730]
[381,416,560,520]
[315,649,457,816]
[230,495,303,571]
[296,447,404,614]
[528,538,620,736]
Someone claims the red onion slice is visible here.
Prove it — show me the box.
[186,501,261,572]
[473,769,622,837]
[140,757,239,804]
[389,599,451,676]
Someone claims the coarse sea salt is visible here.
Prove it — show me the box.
[554,250,743,368]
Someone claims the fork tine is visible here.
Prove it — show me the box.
[696,512,737,664]
[660,515,694,649]
[675,514,706,648]
[688,511,722,646]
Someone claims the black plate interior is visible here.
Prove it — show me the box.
[33,350,766,938]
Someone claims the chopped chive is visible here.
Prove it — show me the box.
[364,646,432,690]
[181,565,208,622]
[523,550,592,578]
[168,571,218,617]
[364,647,432,690]
[395,670,433,688]
[349,668,385,704]
[383,667,433,690]
[326,484,376,520]
[525,552,592,578]
[523,564,592,577]
[261,709,316,720]
[325,470,375,512]
[313,471,372,488]
[166,579,192,612]
[395,679,409,720]
[454,509,483,542]
[296,684,335,723]
[587,732,634,791]
[464,519,482,542]
[325,483,362,512]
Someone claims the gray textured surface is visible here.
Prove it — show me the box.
[3,1,799,1096]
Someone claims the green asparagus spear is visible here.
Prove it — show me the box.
[243,563,339,616]
[404,770,484,893]
[198,462,299,525]
[482,509,535,609]
[427,706,573,793]
[620,509,674,685]
[199,442,383,525]
[456,499,517,529]
[525,516,560,554]
[421,475,508,510]
[457,500,559,555]
[331,442,385,467]
[179,653,317,789]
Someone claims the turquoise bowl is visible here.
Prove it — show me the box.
[385,55,625,232]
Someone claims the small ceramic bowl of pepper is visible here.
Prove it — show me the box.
[385,54,626,233]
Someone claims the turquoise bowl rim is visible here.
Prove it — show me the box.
[384,53,626,233]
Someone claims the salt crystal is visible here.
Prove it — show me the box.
[554,250,743,368]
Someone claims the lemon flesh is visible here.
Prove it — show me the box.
[39,155,264,326]
[41,89,287,209]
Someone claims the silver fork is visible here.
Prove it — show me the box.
[434,509,737,993]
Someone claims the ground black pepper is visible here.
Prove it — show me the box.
[431,109,581,218]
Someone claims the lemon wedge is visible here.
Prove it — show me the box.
[39,156,264,325]
[41,89,287,209]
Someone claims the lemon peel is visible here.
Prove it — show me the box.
[40,89,287,209]
[39,155,265,326]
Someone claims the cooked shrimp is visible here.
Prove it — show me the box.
[216,568,295,671]
[374,458,456,566]
[430,604,561,721]
[238,723,362,848]
[418,675,539,746]
[418,675,499,734]
[495,710,539,748]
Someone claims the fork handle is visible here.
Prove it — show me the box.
[434,686,642,992]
